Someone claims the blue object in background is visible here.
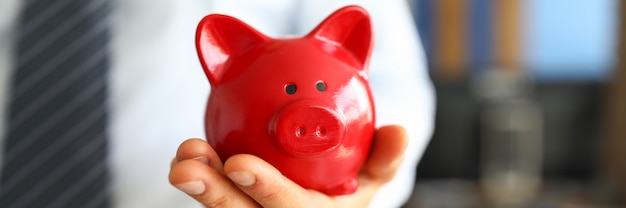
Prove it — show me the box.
[412,0,618,81]
[469,0,492,72]
[414,0,433,68]
[523,0,618,81]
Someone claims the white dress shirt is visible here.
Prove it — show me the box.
[0,0,434,207]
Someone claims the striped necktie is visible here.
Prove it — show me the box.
[0,0,113,207]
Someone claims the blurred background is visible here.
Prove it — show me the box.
[404,0,625,207]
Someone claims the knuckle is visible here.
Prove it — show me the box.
[257,188,284,202]
[205,195,230,208]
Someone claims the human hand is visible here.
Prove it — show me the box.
[169,125,408,208]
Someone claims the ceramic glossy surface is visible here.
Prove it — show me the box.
[196,5,375,195]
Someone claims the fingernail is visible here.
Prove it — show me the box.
[192,156,209,165]
[175,181,206,195]
[227,171,256,187]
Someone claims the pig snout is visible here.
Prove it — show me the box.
[271,103,346,156]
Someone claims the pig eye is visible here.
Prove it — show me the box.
[285,83,297,94]
[315,81,327,92]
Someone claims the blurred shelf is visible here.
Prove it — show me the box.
[404,179,624,208]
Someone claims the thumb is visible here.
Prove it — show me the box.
[363,125,409,183]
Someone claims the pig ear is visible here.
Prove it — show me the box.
[307,6,373,70]
[196,14,269,86]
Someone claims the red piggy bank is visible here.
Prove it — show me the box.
[195,5,375,195]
